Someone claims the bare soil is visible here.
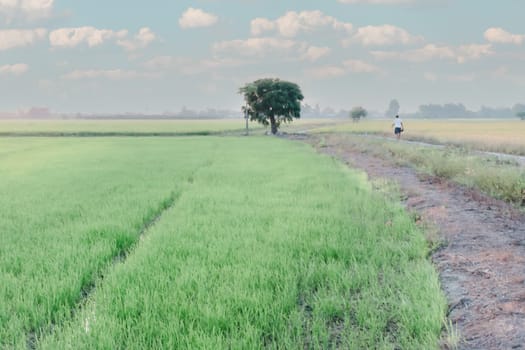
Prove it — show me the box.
[290,133,525,350]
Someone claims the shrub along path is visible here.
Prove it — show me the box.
[292,133,525,350]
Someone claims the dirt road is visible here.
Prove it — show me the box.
[292,133,525,349]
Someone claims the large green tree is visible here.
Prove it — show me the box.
[240,78,304,135]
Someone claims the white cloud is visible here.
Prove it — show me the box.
[63,69,157,80]
[50,27,127,48]
[49,26,155,51]
[306,65,347,79]
[213,37,332,64]
[251,18,275,36]
[0,0,54,20]
[307,59,380,79]
[349,25,423,46]
[338,0,414,3]
[0,28,46,50]
[213,37,297,56]
[343,59,380,73]
[179,7,218,29]
[250,10,352,37]
[372,43,492,63]
[144,56,245,75]
[0,63,28,75]
[19,0,52,11]
[484,27,524,45]
[301,46,331,61]
[372,45,450,62]
[117,27,156,51]
[144,56,175,70]
[456,44,493,64]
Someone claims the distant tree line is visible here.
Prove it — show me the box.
[2,98,525,120]
[302,100,525,119]
[416,103,525,119]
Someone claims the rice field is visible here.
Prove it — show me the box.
[320,119,525,155]
[0,135,446,349]
[0,118,337,136]
[0,119,249,135]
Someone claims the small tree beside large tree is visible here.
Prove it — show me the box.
[350,106,367,122]
[385,99,400,118]
[239,78,304,135]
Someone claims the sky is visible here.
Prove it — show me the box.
[0,0,524,114]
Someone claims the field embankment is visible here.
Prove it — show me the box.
[1,136,446,349]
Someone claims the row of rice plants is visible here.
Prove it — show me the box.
[37,137,446,349]
[0,137,214,348]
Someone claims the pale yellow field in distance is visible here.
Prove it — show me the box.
[3,118,521,154]
[320,119,525,155]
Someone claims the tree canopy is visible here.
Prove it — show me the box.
[239,78,304,134]
[350,106,367,122]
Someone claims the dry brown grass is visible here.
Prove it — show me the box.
[321,119,525,155]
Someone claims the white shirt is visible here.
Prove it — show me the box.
[393,118,403,128]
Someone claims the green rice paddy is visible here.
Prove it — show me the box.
[1,134,446,349]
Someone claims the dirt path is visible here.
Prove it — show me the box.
[290,133,525,350]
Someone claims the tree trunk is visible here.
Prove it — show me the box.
[269,116,278,134]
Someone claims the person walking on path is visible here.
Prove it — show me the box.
[392,115,404,140]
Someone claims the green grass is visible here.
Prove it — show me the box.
[323,133,525,206]
[0,137,208,348]
[1,136,446,349]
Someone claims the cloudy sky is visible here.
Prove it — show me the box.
[1,0,524,114]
